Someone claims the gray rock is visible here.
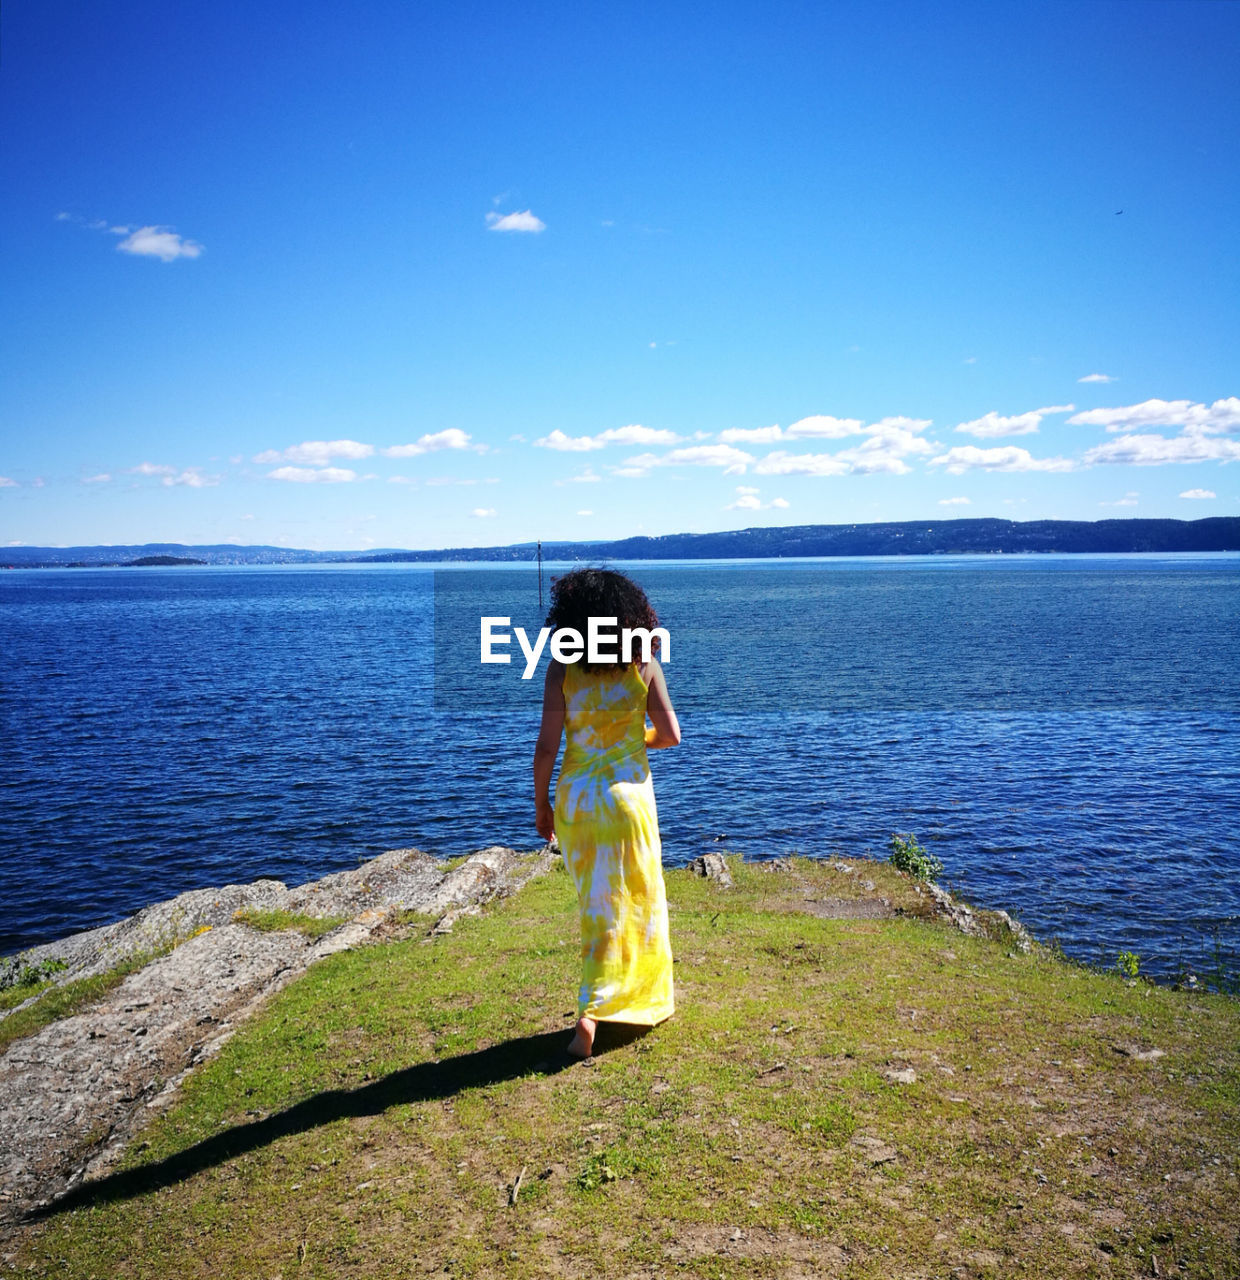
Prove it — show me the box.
[688,853,734,889]
[0,844,556,1231]
[926,883,1036,953]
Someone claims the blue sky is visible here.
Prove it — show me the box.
[2,0,1237,550]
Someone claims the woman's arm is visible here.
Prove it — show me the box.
[642,657,681,749]
[533,659,566,841]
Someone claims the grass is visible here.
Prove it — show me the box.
[0,951,167,1054]
[6,854,1239,1279]
[232,909,349,940]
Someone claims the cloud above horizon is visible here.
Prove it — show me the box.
[115,225,204,262]
[928,445,1075,475]
[382,429,480,457]
[621,444,755,477]
[254,439,375,465]
[536,425,682,451]
[753,419,936,477]
[1081,434,1240,466]
[954,405,1074,438]
[267,466,361,483]
[57,212,204,262]
[1067,398,1240,435]
[486,209,546,233]
[127,462,219,487]
[726,486,789,511]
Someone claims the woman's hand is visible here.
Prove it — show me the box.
[535,799,556,843]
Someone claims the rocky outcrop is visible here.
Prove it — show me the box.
[924,881,1036,953]
[688,852,735,888]
[0,844,556,1230]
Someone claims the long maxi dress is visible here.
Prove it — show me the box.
[555,660,675,1025]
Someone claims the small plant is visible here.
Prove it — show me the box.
[1116,950,1140,979]
[14,957,68,987]
[888,832,943,882]
[576,1153,618,1191]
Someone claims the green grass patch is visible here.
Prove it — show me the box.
[231,908,349,938]
[0,952,162,1053]
[9,853,1240,1279]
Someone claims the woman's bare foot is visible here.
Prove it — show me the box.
[566,1016,596,1059]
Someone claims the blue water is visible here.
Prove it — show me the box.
[2,556,1237,986]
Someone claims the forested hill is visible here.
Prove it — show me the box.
[4,518,1239,568]
[357,517,1240,562]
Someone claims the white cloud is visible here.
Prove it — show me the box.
[115,225,204,262]
[267,466,361,483]
[955,405,1074,439]
[255,440,374,465]
[129,462,177,476]
[388,475,417,485]
[928,445,1075,475]
[612,466,649,479]
[599,425,679,447]
[635,444,755,475]
[83,473,111,484]
[537,429,601,453]
[834,420,936,475]
[382,429,478,457]
[471,507,497,517]
[785,414,866,439]
[719,415,868,445]
[485,209,545,233]
[938,496,971,506]
[535,424,681,451]
[1081,433,1240,466]
[1099,492,1140,507]
[32,477,45,488]
[577,509,594,516]
[0,476,17,488]
[754,451,851,477]
[721,414,926,457]
[868,415,934,434]
[963,356,978,365]
[1078,373,1116,384]
[162,468,218,488]
[720,424,784,445]
[1068,398,1240,435]
[1180,488,1216,500]
[726,485,791,511]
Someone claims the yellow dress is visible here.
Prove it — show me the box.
[555,661,675,1025]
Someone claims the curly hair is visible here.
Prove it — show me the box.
[544,567,661,670]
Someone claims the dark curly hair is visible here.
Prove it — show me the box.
[544,567,662,671]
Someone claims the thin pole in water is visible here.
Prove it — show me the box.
[537,539,543,612]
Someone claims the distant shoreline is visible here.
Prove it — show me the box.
[4,515,1239,568]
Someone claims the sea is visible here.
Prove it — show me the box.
[2,555,1237,988]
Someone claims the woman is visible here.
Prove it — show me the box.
[532,568,681,1059]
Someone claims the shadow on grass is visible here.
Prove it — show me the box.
[32,1023,646,1222]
